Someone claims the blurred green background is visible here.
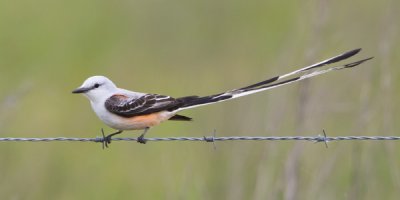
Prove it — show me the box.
[0,0,399,199]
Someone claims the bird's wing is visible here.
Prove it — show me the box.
[105,94,181,117]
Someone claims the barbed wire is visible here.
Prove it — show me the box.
[0,130,399,149]
[1,135,400,143]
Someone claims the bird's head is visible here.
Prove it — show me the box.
[72,76,117,102]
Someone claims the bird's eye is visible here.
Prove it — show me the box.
[94,83,100,88]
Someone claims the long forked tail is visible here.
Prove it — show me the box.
[176,48,373,111]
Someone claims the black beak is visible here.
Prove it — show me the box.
[72,87,91,94]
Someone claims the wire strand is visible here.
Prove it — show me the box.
[0,129,399,149]
[0,135,399,143]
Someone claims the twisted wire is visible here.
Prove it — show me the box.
[0,135,399,143]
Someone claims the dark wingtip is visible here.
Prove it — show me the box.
[345,48,362,57]
[344,57,374,68]
[305,48,364,71]
[328,48,362,64]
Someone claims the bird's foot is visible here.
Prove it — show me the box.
[101,129,123,149]
[137,134,147,144]
[104,135,113,148]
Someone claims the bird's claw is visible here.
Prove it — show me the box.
[104,135,113,148]
[101,128,118,149]
[137,135,147,144]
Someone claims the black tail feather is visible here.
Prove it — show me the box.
[176,93,232,109]
[169,114,193,121]
[173,49,372,112]
[237,48,362,92]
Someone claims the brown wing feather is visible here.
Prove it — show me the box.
[105,94,182,118]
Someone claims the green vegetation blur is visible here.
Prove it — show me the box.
[0,0,399,199]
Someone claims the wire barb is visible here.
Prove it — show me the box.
[100,128,106,149]
[203,129,217,150]
[314,129,329,148]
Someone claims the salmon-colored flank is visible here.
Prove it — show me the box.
[128,112,167,127]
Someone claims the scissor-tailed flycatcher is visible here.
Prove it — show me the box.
[73,49,372,146]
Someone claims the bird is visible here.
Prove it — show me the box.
[72,48,372,147]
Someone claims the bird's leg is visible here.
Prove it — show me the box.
[137,127,149,144]
[101,129,123,148]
